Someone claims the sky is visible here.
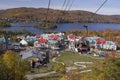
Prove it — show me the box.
[0,0,120,15]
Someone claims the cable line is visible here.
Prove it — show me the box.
[83,0,108,36]
[58,0,74,23]
[68,0,74,11]
[56,0,69,23]
[61,0,67,10]
[61,0,71,21]
[90,0,108,23]
[44,0,51,25]
[53,0,75,25]
[95,0,108,14]
[64,0,71,10]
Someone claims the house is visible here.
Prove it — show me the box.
[26,35,38,42]
[17,34,26,39]
[20,39,28,46]
[0,37,6,42]
[0,37,8,53]
[103,41,117,50]
[85,37,117,50]
[34,41,49,48]
[34,33,65,49]
[21,48,51,66]
[21,49,43,61]
[67,34,90,53]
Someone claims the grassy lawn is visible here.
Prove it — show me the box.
[30,51,104,80]
[29,50,95,73]
[56,52,97,66]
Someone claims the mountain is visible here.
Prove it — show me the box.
[0,7,120,23]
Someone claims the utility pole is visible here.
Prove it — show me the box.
[83,24,88,36]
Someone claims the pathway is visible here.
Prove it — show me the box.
[26,53,104,80]
[26,71,56,80]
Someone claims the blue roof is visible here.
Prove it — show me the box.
[106,41,116,45]
[48,40,57,44]
[25,37,37,42]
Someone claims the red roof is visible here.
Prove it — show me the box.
[50,35,59,40]
[96,38,106,44]
[36,34,41,38]
[38,38,48,43]
[69,35,78,40]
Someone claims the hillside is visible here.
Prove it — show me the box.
[0,7,120,23]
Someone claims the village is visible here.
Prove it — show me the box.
[0,32,118,65]
[0,0,120,79]
[0,31,120,80]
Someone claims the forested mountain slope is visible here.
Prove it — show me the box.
[0,7,120,23]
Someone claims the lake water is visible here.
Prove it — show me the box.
[4,22,120,34]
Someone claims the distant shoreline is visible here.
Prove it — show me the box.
[0,7,120,24]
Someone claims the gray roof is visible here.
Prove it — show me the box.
[22,49,43,60]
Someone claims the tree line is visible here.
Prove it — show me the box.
[0,7,120,23]
[0,20,11,28]
[34,22,57,29]
[0,29,33,41]
[65,29,120,43]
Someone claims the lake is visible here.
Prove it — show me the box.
[4,22,120,34]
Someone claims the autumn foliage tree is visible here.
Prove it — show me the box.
[0,50,30,80]
[92,57,120,80]
[54,62,66,74]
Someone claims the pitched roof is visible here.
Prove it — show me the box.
[21,49,43,61]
